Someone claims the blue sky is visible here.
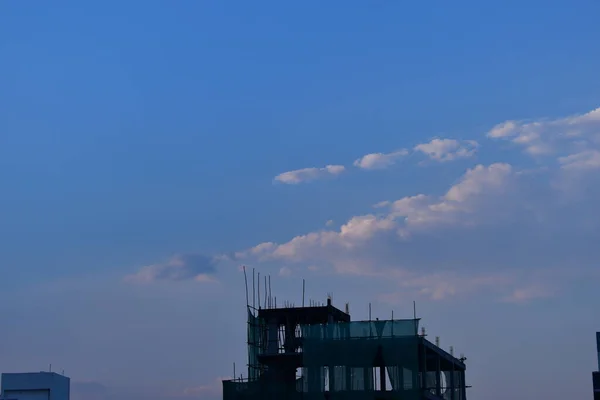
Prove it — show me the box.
[1,1,600,399]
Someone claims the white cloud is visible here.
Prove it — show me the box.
[414,138,479,162]
[390,163,514,233]
[274,165,345,184]
[487,120,519,138]
[445,163,511,202]
[124,254,218,284]
[558,149,600,171]
[238,151,600,303]
[373,200,391,208]
[353,149,409,170]
[137,107,600,306]
[246,214,397,264]
[241,163,517,268]
[486,107,600,156]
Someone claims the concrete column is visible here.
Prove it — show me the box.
[596,332,600,371]
[420,343,427,391]
[364,368,372,391]
[345,366,351,391]
[450,363,455,400]
[435,356,441,396]
[267,320,278,354]
[284,321,294,353]
[329,366,335,392]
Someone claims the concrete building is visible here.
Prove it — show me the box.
[594,332,600,400]
[0,372,70,400]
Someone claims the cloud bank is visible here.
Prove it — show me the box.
[131,106,600,305]
[234,106,600,303]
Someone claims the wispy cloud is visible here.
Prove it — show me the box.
[274,138,477,182]
[486,107,600,156]
[558,149,600,171]
[414,138,479,162]
[353,149,409,170]
[292,137,477,178]
[380,272,512,303]
[124,254,218,283]
[501,285,556,304]
[243,163,516,269]
[274,165,345,184]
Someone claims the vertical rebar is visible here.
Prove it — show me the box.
[243,266,249,308]
[252,268,256,311]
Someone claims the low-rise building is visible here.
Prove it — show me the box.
[0,372,70,400]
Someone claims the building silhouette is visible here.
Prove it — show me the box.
[223,285,468,400]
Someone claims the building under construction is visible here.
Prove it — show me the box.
[222,272,468,400]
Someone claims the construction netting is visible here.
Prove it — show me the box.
[228,317,466,400]
[443,370,466,400]
[301,319,419,340]
[424,368,466,400]
[299,319,421,400]
[246,308,263,381]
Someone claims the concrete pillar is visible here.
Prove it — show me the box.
[596,332,600,371]
[364,368,372,391]
[284,321,294,353]
[420,343,427,391]
[450,363,455,400]
[267,320,278,354]
[345,366,351,391]
[329,366,335,392]
[435,356,441,396]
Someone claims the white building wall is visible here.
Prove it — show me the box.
[1,372,69,400]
